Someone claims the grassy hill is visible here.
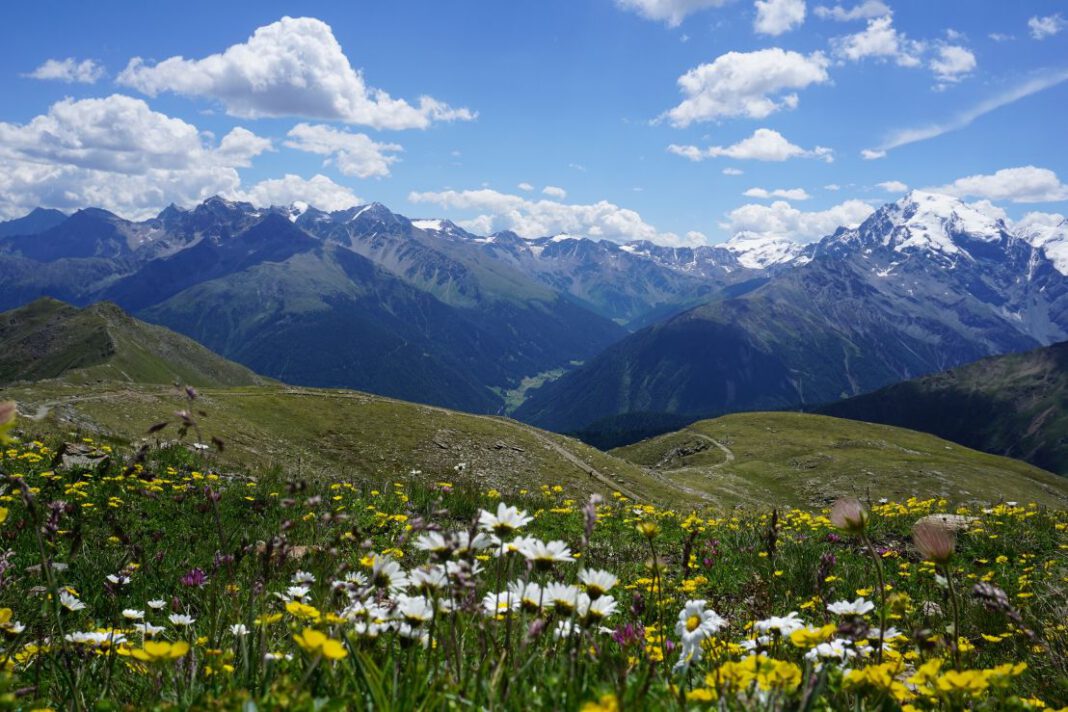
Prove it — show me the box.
[6,380,1067,509]
[820,341,1068,476]
[610,411,1068,509]
[0,298,269,387]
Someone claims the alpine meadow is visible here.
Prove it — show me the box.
[1,2,1068,710]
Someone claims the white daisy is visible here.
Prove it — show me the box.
[579,569,618,599]
[478,502,533,536]
[59,590,86,612]
[169,613,195,627]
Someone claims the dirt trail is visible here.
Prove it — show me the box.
[689,432,736,468]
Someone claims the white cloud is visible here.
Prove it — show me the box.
[863,68,1068,156]
[1029,14,1065,40]
[861,148,887,160]
[754,0,806,36]
[744,187,811,200]
[117,16,475,130]
[930,45,976,86]
[824,183,841,190]
[722,167,744,175]
[283,123,402,179]
[25,58,104,84]
[614,0,730,26]
[235,174,361,211]
[0,94,273,219]
[408,188,697,245]
[542,185,567,199]
[720,198,875,242]
[831,15,924,67]
[876,180,908,192]
[813,1,889,21]
[517,182,534,192]
[988,33,1015,42]
[669,128,834,162]
[662,48,829,126]
[929,166,1068,203]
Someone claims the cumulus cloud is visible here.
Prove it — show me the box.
[662,48,829,126]
[877,180,908,192]
[542,185,567,199]
[1029,14,1065,40]
[614,0,730,26]
[668,128,834,162]
[831,15,924,67]
[283,123,402,179]
[722,167,744,175]
[744,187,811,200]
[754,0,806,36]
[930,44,976,86]
[928,166,1068,203]
[812,1,889,21]
[0,94,273,219]
[235,174,361,211]
[517,182,534,192]
[408,188,697,245]
[720,198,875,242]
[117,16,475,130]
[25,58,104,84]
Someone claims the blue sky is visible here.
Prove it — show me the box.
[1,0,1066,244]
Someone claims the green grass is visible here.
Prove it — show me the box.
[7,384,1068,512]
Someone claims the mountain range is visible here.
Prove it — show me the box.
[516,191,1068,437]
[1,191,1066,434]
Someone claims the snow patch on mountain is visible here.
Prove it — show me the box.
[1015,212,1068,276]
[722,231,804,269]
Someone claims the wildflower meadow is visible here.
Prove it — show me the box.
[0,401,1066,710]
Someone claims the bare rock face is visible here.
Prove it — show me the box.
[52,442,110,472]
[915,513,977,532]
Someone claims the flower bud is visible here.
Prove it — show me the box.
[829,498,868,535]
[912,518,956,565]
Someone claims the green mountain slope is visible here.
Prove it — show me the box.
[0,298,268,387]
[610,412,1068,509]
[819,341,1068,475]
[5,378,1066,510]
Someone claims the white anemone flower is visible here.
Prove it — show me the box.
[754,612,804,636]
[827,598,875,617]
[134,622,164,637]
[169,613,195,627]
[675,599,726,647]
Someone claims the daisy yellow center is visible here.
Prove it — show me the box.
[686,615,701,633]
